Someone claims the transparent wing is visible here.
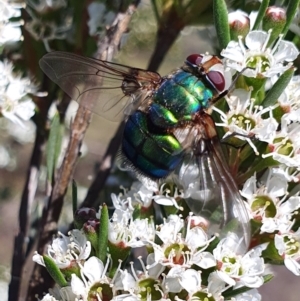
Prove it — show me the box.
[39,51,162,121]
[176,114,250,253]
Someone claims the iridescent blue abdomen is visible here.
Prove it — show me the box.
[122,70,215,178]
[122,111,183,178]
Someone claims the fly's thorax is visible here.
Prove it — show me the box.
[149,70,214,129]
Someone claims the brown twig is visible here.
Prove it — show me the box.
[8,9,58,298]
[26,3,140,300]
[8,105,51,301]
[80,121,125,209]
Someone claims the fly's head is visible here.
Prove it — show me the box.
[185,54,231,93]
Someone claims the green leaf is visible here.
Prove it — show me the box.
[261,66,294,107]
[262,240,284,263]
[43,255,67,287]
[223,285,253,298]
[252,0,269,30]
[263,274,274,283]
[282,0,300,36]
[46,113,64,182]
[98,204,109,262]
[213,0,230,49]
[222,275,272,299]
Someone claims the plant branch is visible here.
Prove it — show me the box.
[26,2,140,299]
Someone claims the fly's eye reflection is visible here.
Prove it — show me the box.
[39,51,250,252]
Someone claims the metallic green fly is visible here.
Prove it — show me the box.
[40,52,250,249]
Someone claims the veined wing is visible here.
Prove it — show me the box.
[176,113,250,253]
[39,51,162,121]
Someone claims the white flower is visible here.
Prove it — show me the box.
[109,217,155,248]
[152,182,184,210]
[113,263,164,301]
[0,60,36,126]
[241,169,299,233]
[274,228,300,275]
[71,256,114,301]
[110,181,153,222]
[212,234,265,288]
[164,267,201,293]
[148,215,215,269]
[111,181,183,223]
[33,230,91,269]
[278,75,300,111]
[0,21,22,44]
[213,88,278,154]
[262,115,300,167]
[221,30,299,78]
[0,0,23,45]
[0,0,21,21]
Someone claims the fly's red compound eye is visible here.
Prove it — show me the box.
[207,71,225,91]
[186,54,203,66]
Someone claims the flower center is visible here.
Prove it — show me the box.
[165,243,190,265]
[139,278,163,301]
[88,283,113,301]
[245,55,270,73]
[284,235,300,256]
[273,137,294,156]
[252,195,276,218]
[229,114,255,130]
[193,291,215,301]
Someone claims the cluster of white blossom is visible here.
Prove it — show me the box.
[212,10,300,277]
[33,207,266,301]
[31,5,300,301]
[0,1,38,127]
[0,60,36,126]
[0,0,23,46]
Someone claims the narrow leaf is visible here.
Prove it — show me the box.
[282,0,300,36]
[252,0,269,30]
[43,255,67,287]
[98,204,109,262]
[213,0,230,49]
[261,66,294,107]
[263,274,274,283]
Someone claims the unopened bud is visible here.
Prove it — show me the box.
[83,219,100,252]
[74,207,97,229]
[228,11,250,41]
[263,6,286,44]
